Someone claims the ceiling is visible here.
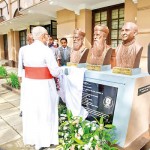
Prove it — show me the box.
[0,0,124,34]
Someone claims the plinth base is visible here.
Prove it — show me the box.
[112,67,141,75]
[86,64,111,71]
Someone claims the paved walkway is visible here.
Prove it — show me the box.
[0,67,55,150]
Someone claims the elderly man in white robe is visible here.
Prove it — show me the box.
[20,26,62,150]
[18,33,34,116]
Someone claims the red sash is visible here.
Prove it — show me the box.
[25,66,53,79]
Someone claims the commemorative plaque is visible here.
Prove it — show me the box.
[82,81,118,124]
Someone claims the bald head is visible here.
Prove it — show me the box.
[32,26,48,40]
[121,22,138,44]
[123,22,138,33]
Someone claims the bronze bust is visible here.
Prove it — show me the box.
[86,24,112,65]
[116,22,143,68]
[70,29,89,63]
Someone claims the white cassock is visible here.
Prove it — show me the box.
[18,45,29,111]
[21,40,61,149]
[58,67,88,119]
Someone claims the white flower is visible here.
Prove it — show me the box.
[78,145,81,149]
[78,128,83,136]
[91,126,96,131]
[90,137,93,142]
[60,114,67,117]
[85,122,90,126]
[63,126,68,130]
[100,124,104,130]
[64,133,69,138]
[83,143,91,150]
[75,133,81,140]
[60,117,66,120]
[94,135,99,140]
[76,124,79,127]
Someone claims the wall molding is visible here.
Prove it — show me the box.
[138,31,150,34]
[138,5,150,11]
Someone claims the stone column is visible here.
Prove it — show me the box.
[0,35,4,60]
[13,31,19,67]
[57,9,76,47]
[76,9,92,49]
[7,29,15,67]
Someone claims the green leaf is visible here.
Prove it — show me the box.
[110,147,118,150]
[72,137,85,145]
[105,124,115,129]
[100,117,104,124]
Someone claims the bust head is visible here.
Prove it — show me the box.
[73,29,85,51]
[93,24,109,52]
[86,24,112,65]
[121,22,138,44]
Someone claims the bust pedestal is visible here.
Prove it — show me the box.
[83,70,150,149]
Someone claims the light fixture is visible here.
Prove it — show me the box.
[49,0,54,5]
[132,0,138,4]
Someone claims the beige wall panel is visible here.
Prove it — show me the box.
[57,9,76,24]
[57,22,75,48]
[76,10,85,30]
[138,0,150,8]
[139,57,148,73]
[136,33,150,57]
[85,9,92,49]
[57,9,76,47]
[137,9,150,31]
[124,0,137,23]
[76,9,92,49]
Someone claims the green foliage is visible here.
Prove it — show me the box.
[58,104,118,150]
[0,66,7,78]
[7,72,20,89]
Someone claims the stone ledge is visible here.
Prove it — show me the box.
[1,84,20,95]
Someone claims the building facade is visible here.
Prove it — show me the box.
[0,0,149,72]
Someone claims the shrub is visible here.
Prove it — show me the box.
[0,66,7,78]
[57,105,118,150]
[7,72,20,89]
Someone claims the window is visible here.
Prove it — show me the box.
[19,30,27,47]
[92,4,124,48]
[43,24,51,35]
[51,20,57,39]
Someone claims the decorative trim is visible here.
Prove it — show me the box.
[138,31,150,34]
[138,5,150,11]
